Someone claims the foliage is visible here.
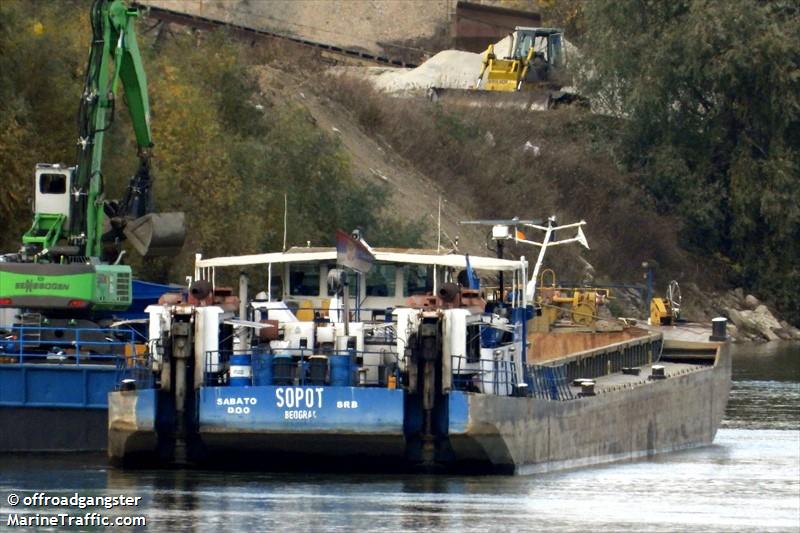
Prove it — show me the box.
[0,0,421,285]
[0,0,86,247]
[322,74,688,286]
[578,0,800,323]
[495,1,586,41]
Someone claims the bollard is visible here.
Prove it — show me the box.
[649,365,666,380]
[710,317,728,342]
[578,380,596,397]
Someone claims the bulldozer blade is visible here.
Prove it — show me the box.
[123,212,186,257]
[427,87,555,111]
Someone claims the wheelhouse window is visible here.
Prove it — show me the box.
[403,265,433,296]
[326,264,356,296]
[366,264,396,297]
[289,263,320,296]
[466,324,481,363]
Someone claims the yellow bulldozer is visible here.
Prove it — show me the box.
[429,27,584,110]
[477,27,564,91]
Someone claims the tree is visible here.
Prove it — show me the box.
[578,0,800,323]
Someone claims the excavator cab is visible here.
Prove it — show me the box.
[21,164,74,256]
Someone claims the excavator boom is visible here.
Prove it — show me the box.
[0,0,184,313]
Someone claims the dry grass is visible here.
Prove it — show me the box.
[318,73,694,286]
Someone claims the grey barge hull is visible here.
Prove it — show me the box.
[110,335,730,473]
[449,340,731,473]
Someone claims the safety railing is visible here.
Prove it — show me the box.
[267,304,399,323]
[527,364,574,401]
[559,336,663,382]
[203,346,402,388]
[0,324,141,366]
[114,351,156,390]
[451,355,521,397]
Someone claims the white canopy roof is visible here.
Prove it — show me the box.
[195,248,525,272]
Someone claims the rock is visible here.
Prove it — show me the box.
[726,308,747,329]
[777,320,800,340]
[744,294,760,309]
[726,306,782,342]
[773,328,794,341]
[733,287,745,301]
[754,305,781,327]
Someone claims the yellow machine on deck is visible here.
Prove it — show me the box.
[533,270,616,331]
[650,280,682,326]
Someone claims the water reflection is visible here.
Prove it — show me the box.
[725,342,800,430]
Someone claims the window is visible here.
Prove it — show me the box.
[466,324,481,363]
[39,174,66,194]
[289,264,320,296]
[403,265,433,296]
[326,264,356,296]
[366,264,396,297]
[268,276,283,300]
[517,35,534,57]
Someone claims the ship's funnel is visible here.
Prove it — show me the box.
[124,212,186,256]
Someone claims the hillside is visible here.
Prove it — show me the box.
[0,0,796,330]
[250,65,489,258]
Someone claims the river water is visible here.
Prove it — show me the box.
[1,343,798,532]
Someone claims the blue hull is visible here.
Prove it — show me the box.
[0,363,119,451]
[200,385,405,434]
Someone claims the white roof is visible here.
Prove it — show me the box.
[195,249,524,272]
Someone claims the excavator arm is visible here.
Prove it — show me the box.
[73,0,183,259]
[0,0,183,314]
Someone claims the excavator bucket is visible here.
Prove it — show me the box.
[123,212,186,257]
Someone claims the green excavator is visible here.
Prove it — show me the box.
[0,0,185,323]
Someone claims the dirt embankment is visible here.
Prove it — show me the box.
[252,66,489,256]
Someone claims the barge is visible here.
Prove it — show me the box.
[108,224,731,473]
[0,281,178,452]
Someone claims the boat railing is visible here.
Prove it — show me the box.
[523,335,664,401]
[114,349,157,390]
[451,354,521,396]
[555,335,663,382]
[526,363,575,401]
[0,323,141,366]
[264,304,398,323]
[203,346,401,388]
